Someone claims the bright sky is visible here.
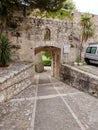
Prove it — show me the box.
[73,0,98,15]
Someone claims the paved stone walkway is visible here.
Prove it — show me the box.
[0,71,98,130]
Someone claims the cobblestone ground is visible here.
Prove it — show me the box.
[0,69,98,130]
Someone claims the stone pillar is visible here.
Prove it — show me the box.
[35,53,44,73]
[51,49,60,78]
[51,58,54,76]
[52,52,55,77]
[54,52,57,77]
[56,53,60,78]
[55,51,59,78]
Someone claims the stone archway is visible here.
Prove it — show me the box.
[34,46,61,78]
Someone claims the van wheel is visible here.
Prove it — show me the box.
[85,59,91,65]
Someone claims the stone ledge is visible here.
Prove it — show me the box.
[60,64,98,97]
[62,64,98,81]
[0,62,33,83]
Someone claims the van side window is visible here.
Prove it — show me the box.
[91,47,97,54]
[86,47,97,54]
[86,47,91,53]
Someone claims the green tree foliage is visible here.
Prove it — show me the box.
[80,13,94,43]
[0,0,21,26]
[42,52,51,59]
[31,0,75,20]
[28,0,65,11]
[0,0,75,28]
[79,13,94,61]
[42,51,51,66]
[0,0,23,35]
[63,0,75,12]
[0,0,67,34]
[45,8,73,20]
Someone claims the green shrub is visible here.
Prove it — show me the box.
[42,51,51,66]
[42,52,51,60]
[43,60,51,66]
[0,35,12,66]
[75,55,81,63]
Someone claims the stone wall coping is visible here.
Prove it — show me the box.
[0,62,33,84]
[62,64,98,80]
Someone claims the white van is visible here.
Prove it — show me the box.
[84,43,98,65]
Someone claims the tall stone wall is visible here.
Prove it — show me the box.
[8,12,98,63]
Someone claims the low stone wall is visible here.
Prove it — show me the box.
[60,64,98,97]
[0,62,35,102]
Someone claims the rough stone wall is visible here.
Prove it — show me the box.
[8,12,98,63]
[0,63,35,102]
[60,64,98,97]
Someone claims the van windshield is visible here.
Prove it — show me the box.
[86,47,91,53]
[86,47,97,54]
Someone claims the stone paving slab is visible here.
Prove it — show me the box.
[38,84,57,96]
[38,74,51,84]
[34,97,81,130]
[63,92,98,130]
[49,77,60,83]
[54,82,80,94]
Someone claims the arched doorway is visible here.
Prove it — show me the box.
[34,46,61,78]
